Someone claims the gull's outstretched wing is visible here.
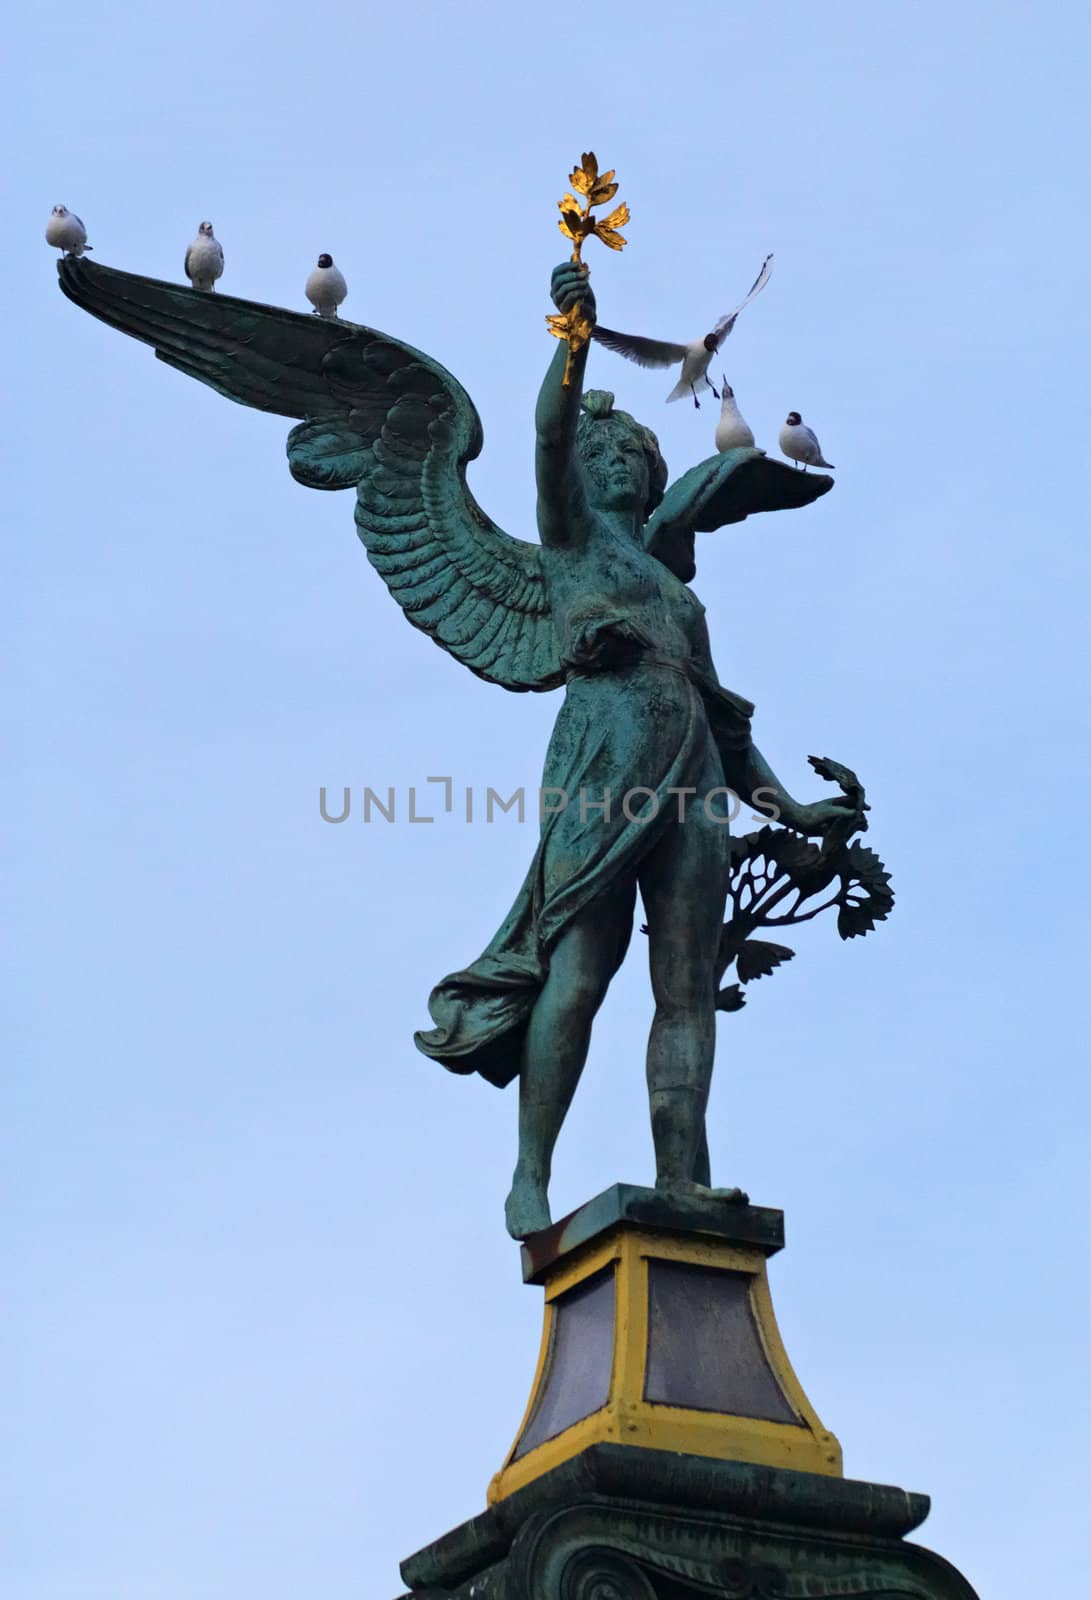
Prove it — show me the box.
[645,446,832,581]
[57,258,561,693]
[590,326,688,369]
[711,252,773,347]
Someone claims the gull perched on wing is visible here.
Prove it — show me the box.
[591,253,773,409]
[714,378,756,452]
[184,221,224,292]
[46,206,91,257]
[779,411,834,471]
[305,253,348,319]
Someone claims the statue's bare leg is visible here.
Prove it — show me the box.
[639,777,729,1192]
[505,877,635,1238]
[693,1126,712,1187]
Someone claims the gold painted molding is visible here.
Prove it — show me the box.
[489,1223,841,1504]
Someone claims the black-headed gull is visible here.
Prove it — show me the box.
[714,378,755,452]
[779,411,834,471]
[305,253,348,318]
[591,253,772,409]
[46,206,90,257]
[184,222,224,292]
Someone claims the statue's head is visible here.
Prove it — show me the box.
[577,390,667,523]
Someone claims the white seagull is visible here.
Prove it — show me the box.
[184,222,224,292]
[714,378,756,453]
[591,253,773,408]
[46,205,90,257]
[305,253,348,318]
[779,411,834,471]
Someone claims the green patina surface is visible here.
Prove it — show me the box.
[57,256,890,1240]
[520,1183,786,1284]
[396,1444,978,1600]
[56,227,978,1600]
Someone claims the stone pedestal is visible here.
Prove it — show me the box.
[395,1188,980,1600]
[397,1445,978,1599]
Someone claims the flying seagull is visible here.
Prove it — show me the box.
[184,222,224,292]
[46,206,90,257]
[779,411,834,471]
[591,253,773,408]
[305,253,348,319]
[714,378,756,452]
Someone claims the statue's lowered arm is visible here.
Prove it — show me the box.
[684,614,861,838]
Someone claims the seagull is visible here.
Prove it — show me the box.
[714,378,755,452]
[184,222,224,292]
[305,253,348,319]
[779,411,834,471]
[46,205,90,257]
[591,253,773,409]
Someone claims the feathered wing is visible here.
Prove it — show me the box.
[590,326,687,369]
[593,253,773,368]
[57,258,562,692]
[644,446,833,580]
[711,252,774,348]
[803,425,833,465]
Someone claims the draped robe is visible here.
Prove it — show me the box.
[415,526,753,1088]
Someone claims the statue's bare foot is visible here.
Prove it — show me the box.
[656,1178,750,1206]
[505,1172,552,1239]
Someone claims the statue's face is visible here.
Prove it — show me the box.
[580,421,651,521]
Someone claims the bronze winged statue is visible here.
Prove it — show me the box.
[58,253,872,1237]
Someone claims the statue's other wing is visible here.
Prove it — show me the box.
[644,447,833,581]
[58,258,562,693]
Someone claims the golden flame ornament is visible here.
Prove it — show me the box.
[546,152,630,385]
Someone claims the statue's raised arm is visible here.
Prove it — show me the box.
[57,256,564,692]
[533,260,598,548]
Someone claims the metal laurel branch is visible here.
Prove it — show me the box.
[714,762,895,1014]
[545,151,630,384]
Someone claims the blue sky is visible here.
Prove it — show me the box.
[6,3,1090,1597]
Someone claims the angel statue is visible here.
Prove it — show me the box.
[58,251,864,1238]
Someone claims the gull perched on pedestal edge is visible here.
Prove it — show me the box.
[305,253,348,319]
[591,253,773,409]
[184,222,224,292]
[779,411,834,471]
[714,378,756,452]
[46,206,91,257]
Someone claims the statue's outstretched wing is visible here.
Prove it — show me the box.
[57,258,562,692]
[644,446,833,580]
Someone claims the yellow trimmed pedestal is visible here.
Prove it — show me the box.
[488,1184,841,1504]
